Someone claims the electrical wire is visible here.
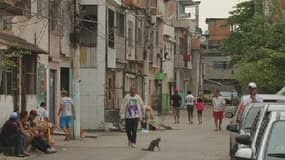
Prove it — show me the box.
[36,21,49,45]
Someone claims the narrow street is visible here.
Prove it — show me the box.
[32,108,230,160]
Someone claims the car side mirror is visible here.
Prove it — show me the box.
[226,123,239,133]
[236,135,251,146]
[225,112,234,118]
[235,148,253,160]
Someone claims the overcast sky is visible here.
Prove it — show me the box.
[199,0,242,32]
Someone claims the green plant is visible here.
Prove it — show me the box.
[0,47,31,70]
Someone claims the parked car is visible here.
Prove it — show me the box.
[226,94,285,160]
[220,91,239,105]
[235,104,285,160]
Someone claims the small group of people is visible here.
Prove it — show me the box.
[170,89,205,125]
[0,108,56,157]
[0,89,76,158]
[170,88,228,131]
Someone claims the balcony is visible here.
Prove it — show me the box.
[0,0,23,16]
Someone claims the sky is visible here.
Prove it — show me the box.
[199,0,243,32]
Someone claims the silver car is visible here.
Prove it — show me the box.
[226,94,285,159]
[235,104,285,160]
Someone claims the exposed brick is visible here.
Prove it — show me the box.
[206,19,230,41]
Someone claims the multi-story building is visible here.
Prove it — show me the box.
[202,18,236,97]
[172,0,201,100]
[0,0,75,126]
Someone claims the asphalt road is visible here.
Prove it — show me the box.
[22,108,231,160]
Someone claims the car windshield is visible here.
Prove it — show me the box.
[242,107,261,130]
[266,121,285,160]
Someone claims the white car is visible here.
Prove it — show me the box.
[226,94,285,160]
[235,104,285,160]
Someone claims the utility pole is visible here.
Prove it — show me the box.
[159,49,163,115]
[145,0,151,106]
[72,0,81,139]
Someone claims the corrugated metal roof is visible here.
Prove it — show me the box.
[0,31,47,53]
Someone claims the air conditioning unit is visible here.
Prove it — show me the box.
[151,16,157,24]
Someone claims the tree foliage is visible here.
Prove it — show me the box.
[0,47,31,70]
[222,0,285,93]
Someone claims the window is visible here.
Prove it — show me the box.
[265,121,285,159]
[156,31,159,46]
[116,12,125,37]
[243,107,261,130]
[137,27,142,44]
[22,55,37,94]
[80,47,96,68]
[179,37,186,54]
[125,74,135,92]
[128,21,133,47]
[50,1,60,31]
[37,0,48,17]
[0,70,17,95]
[17,0,31,16]
[213,61,233,69]
[108,9,115,48]
[255,114,270,157]
[80,5,97,47]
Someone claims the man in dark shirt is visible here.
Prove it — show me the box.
[171,89,182,124]
[0,112,26,157]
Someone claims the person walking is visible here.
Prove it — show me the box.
[242,82,263,105]
[171,88,182,124]
[185,91,195,124]
[120,87,144,148]
[212,89,226,131]
[196,98,205,124]
[58,90,76,141]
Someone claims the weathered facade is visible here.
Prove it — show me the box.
[0,0,75,126]
[202,18,236,93]
[79,0,106,129]
[172,0,201,101]
[0,0,49,126]
[0,0,203,129]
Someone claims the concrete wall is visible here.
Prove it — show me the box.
[12,0,49,53]
[25,95,38,111]
[203,55,233,80]
[79,3,106,129]
[0,95,13,127]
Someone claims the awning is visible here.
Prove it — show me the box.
[0,31,47,54]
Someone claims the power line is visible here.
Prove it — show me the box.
[36,21,49,45]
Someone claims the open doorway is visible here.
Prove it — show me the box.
[60,68,70,93]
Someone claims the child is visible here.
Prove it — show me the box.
[196,98,205,124]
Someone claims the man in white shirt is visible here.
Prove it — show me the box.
[212,89,226,131]
[58,90,76,141]
[242,82,263,105]
[236,82,263,122]
[185,91,195,124]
